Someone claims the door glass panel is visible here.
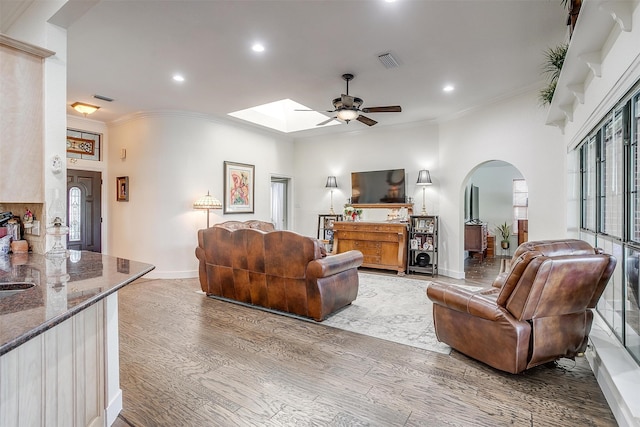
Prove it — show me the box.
[631,95,640,243]
[625,246,640,363]
[582,137,597,231]
[596,238,624,340]
[601,111,624,238]
[69,186,81,242]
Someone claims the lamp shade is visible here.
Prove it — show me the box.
[325,176,338,189]
[416,170,432,185]
[193,191,222,210]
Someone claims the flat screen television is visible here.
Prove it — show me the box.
[351,169,406,204]
[470,184,480,222]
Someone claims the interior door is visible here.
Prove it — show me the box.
[67,169,102,252]
[270,177,289,230]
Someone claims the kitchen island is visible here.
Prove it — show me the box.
[0,251,154,427]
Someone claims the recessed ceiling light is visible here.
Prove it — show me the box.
[443,85,455,92]
[173,74,185,82]
[252,43,265,53]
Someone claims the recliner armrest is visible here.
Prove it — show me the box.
[427,282,502,321]
[307,250,364,278]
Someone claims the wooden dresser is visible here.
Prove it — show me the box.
[333,221,408,275]
[465,223,488,260]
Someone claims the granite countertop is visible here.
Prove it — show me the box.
[0,251,154,355]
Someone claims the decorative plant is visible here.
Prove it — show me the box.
[495,222,511,243]
[539,43,568,106]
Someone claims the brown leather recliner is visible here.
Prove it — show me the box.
[426,239,616,374]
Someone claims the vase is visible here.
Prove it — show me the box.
[501,241,510,249]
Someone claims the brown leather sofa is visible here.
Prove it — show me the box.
[427,239,616,373]
[195,220,364,321]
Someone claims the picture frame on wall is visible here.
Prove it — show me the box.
[116,176,129,201]
[224,161,255,214]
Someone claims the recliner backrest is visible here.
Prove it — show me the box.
[496,240,616,321]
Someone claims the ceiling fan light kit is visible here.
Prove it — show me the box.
[336,109,359,122]
[312,73,402,127]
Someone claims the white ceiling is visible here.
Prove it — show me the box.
[6,0,569,137]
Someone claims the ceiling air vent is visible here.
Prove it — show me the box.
[93,94,114,102]
[378,52,399,69]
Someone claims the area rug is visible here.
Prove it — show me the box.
[323,272,481,355]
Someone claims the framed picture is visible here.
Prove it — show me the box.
[410,239,419,250]
[224,161,255,214]
[417,219,427,229]
[116,176,129,201]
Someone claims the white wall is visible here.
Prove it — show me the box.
[5,1,69,253]
[107,112,294,278]
[293,121,439,237]
[438,90,566,277]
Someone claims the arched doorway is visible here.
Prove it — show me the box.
[462,160,527,263]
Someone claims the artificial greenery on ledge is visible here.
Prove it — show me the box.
[538,43,568,106]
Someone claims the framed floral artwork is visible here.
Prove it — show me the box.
[223,161,254,214]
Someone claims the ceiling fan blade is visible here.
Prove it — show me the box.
[357,115,377,126]
[341,94,354,108]
[361,106,402,113]
[317,117,337,126]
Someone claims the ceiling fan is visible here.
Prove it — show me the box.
[300,73,402,127]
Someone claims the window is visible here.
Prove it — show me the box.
[68,186,81,241]
[66,129,101,161]
[512,179,528,233]
[631,95,640,243]
[578,80,640,365]
[600,109,624,238]
[581,136,597,231]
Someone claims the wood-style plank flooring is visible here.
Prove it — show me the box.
[115,256,616,426]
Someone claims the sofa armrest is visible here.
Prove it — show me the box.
[427,282,502,321]
[307,250,363,278]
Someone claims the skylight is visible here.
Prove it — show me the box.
[228,99,341,133]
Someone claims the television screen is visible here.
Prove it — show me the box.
[351,169,406,203]
[470,184,480,221]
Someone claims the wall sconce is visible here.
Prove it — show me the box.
[325,176,338,215]
[193,191,222,228]
[416,170,432,215]
[71,102,100,116]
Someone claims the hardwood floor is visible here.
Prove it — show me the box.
[115,256,616,426]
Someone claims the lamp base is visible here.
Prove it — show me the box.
[420,207,427,215]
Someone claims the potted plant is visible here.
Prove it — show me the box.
[538,43,568,106]
[495,222,511,249]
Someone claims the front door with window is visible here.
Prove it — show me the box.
[67,169,102,252]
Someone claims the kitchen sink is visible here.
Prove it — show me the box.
[0,282,35,298]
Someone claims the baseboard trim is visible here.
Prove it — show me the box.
[105,388,123,427]
[144,269,198,279]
